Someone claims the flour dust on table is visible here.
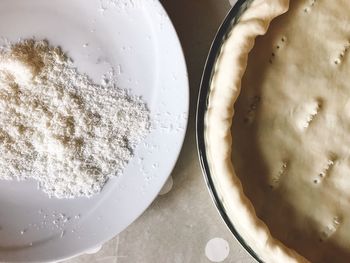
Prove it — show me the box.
[0,39,150,199]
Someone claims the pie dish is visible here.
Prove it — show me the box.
[197,0,350,262]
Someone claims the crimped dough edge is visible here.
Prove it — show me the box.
[204,0,309,262]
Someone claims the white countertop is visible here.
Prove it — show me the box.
[65,0,256,262]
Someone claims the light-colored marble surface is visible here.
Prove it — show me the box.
[65,0,256,262]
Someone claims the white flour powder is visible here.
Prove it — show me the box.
[0,39,150,198]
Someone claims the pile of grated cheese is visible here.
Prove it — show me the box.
[0,39,150,199]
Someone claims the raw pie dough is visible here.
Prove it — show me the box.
[205,0,350,262]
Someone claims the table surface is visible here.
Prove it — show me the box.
[65,0,256,262]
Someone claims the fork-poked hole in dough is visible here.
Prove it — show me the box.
[270,160,288,189]
[319,216,342,242]
[313,156,337,185]
[304,0,317,14]
[296,98,323,131]
[333,41,350,66]
[243,95,261,124]
[269,36,287,63]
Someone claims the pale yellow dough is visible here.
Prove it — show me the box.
[205,0,350,262]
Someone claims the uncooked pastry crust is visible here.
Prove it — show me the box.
[206,0,350,262]
[205,1,305,261]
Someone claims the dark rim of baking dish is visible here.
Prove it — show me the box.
[196,0,263,262]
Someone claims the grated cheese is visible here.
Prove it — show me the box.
[0,39,150,199]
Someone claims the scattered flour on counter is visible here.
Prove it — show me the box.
[0,39,150,198]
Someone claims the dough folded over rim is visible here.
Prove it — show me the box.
[205,0,309,262]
